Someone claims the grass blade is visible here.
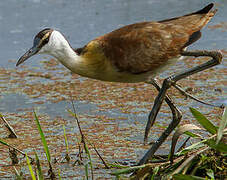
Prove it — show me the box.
[14,166,23,180]
[26,153,36,180]
[184,131,202,138]
[206,169,215,180]
[0,113,17,138]
[58,169,62,180]
[0,139,33,160]
[33,111,51,163]
[190,107,217,135]
[217,107,227,144]
[84,163,89,180]
[151,166,159,180]
[170,124,202,163]
[63,125,70,162]
[176,140,206,156]
[35,151,43,180]
[173,174,205,180]
[84,142,94,180]
[0,138,9,146]
[63,125,69,154]
[171,147,209,178]
[205,139,227,152]
[111,164,148,175]
[108,163,128,169]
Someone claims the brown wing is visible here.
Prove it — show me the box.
[95,3,216,74]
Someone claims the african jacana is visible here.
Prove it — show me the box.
[16,3,222,164]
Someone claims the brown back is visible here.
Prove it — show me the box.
[84,4,217,74]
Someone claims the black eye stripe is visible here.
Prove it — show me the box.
[35,28,52,39]
[33,28,53,48]
[33,36,50,49]
[42,36,49,45]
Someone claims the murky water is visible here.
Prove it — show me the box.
[0,0,226,179]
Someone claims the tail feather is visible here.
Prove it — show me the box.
[158,3,218,48]
[159,3,217,29]
[159,3,217,32]
[192,3,214,15]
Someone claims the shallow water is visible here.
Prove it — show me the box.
[0,0,226,179]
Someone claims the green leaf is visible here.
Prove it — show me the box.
[190,107,217,135]
[184,131,201,138]
[34,111,51,163]
[26,153,36,180]
[206,169,215,180]
[205,139,227,152]
[217,107,227,144]
[108,163,128,169]
[173,174,205,180]
[35,152,43,180]
[111,164,148,175]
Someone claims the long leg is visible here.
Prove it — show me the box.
[145,79,182,144]
[139,50,222,165]
[145,77,223,143]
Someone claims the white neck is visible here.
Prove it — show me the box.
[39,30,85,74]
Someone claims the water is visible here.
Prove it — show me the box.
[0,0,226,179]
[1,0,227,67]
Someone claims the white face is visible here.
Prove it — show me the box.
[38,30,69,56]
[16,29,74,67]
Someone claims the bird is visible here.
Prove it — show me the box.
[16,3,222,164]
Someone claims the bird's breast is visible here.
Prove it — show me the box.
[74,41,145,83]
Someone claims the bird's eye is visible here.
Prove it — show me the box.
[43,37,49,44]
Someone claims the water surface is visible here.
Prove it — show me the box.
[0,0,226,179]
